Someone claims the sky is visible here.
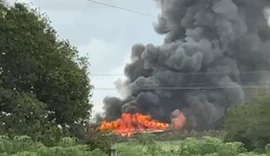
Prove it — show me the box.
[11,0,163,114]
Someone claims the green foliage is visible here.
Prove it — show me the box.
[0,135,269,156]
[151,130,226,141]
[0,1,93,145]
[114,135,268,156]
[0,135,107,156]
[134,133,156,145]
[84,128,114,152]
[224,92,270,151]
[110,130,226,143]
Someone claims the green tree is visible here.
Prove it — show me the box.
[224,91,270,151]
[0,1,93,144]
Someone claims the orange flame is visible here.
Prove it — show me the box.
[171,109,186,130]
[99,113,169,137]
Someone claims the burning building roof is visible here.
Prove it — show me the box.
[99,109,186,137]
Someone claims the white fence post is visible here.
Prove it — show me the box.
[108,148,117,156]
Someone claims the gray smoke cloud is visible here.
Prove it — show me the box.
[101,0,270,130]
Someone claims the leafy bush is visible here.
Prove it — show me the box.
[84,128,114,152]
[151,130,226,141]
[108,130,226,143]
[114,135,269,156]
[224,92,270,151]
[0,135,107,156]
[1,135,269,156]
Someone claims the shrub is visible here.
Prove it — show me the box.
[0,135,107,156]
[114,135,268,156]
[224,92,270,151]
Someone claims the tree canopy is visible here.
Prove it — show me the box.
[0,1,93,143]
[224,91,270,151]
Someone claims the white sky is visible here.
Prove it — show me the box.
[11,0,163,114]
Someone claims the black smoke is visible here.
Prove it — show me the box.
[101,0,270,130]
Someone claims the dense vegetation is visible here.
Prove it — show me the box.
[0,1,270,156]
[0,135,107,156]
[117,135,270,156]
[0,1,92,145]
[224,92,270,152]
[0,135,269,156]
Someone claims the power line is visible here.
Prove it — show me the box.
[84,1,270,92]
[93,86,270,91]
[86,0,157,18]
[93,82,270,91]
[97,81,270,85]
[90,70,270,76]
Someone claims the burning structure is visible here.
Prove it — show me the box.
[99,109,186,137]
[98,0,270,136]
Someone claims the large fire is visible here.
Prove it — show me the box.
[99,113,169,137]
[99,109,186,137]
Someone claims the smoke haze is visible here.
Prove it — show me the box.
[101,0,270,130]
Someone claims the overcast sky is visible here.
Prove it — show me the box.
[12,0,163,114]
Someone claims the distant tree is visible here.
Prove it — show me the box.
[0,1,93,144]
[224,91,270,151]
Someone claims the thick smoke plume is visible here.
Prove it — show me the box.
[101,0,270,130]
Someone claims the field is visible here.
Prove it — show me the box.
[0,135,107,156]
[114,136,270,156]
[0,135,269,156]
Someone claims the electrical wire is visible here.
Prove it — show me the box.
[87,0,157,18]
[84,0,270,90]
[84,0,270,92]
[90,71,270,90]
[93,82,270,90]
[90,70,270,76]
